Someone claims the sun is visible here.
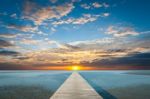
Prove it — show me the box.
[71,66,81,71]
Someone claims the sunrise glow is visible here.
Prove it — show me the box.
[71,66,81,71]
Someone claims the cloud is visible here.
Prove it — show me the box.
[18,39,58,51]
[52,14,101,25]
[73,37,150,53]
[19,38,125,65]
[92,2,102,8]
[55,3,74,18]
[0,63,23,70]
[70,37,114,48]
[7,24,38,33]
[10,13,17,19]
[28,7,57,25]
[81,2,109,9]
[0,50,20,56]
[0,33,17,38]
[81,52,150,68]
[69,33,150,57]
[0,39,14,48]
[51,27,56,32]
[23,1,74,25]
[72,14,99,24]
[0,62,39,70]
[103,13,110,17]
[1,34,150,69]
[23,50,96,65]
[20,39,41,45]
[103,3,109,8]
[14,56,30,60]
[57,43,80,50]
[4,31,149,68]
[23,0,39,15]
[105,26,139,37]
[80,4,91,9]
[50,0,57,3]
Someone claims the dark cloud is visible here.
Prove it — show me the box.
[107,49,128,52]
[61,43,80,50]
[0,50,20,56]
[0,33,16,38]
[14,56,30,60]
[0,63,35,70]
[32,62,70,67]
[81,52,150,69]
[61,58,68,61]
[0,62,71,70]
[0,63,21,70]
[0,39,14,48]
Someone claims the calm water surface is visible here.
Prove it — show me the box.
[0,70,150,99]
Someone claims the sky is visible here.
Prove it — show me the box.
[0,0,150,70]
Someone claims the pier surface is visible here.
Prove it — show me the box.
[50,72,103,99]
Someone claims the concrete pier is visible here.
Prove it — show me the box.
[50,72,103,99]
